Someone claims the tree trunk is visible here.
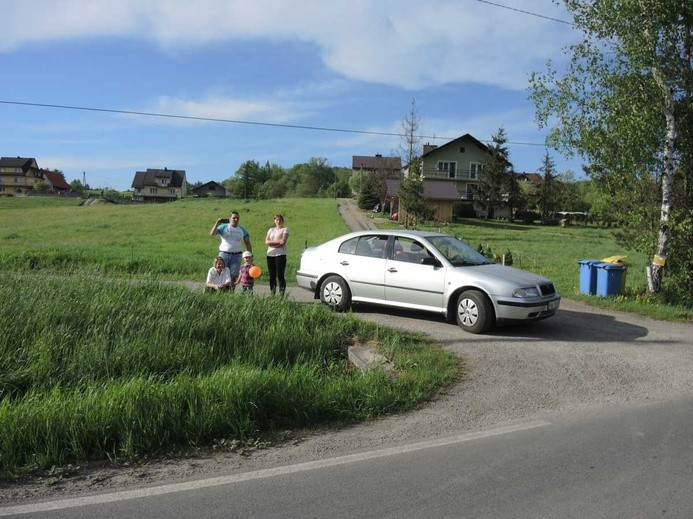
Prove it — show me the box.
[648,82,677,293]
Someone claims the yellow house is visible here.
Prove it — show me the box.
[131,168,187,202]
[398,134,495,223]
[0,157,41,194]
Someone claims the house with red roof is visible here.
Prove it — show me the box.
[40,169,72,193]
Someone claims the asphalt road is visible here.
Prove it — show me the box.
[5,396,693,518]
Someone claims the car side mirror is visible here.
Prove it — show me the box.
[421,256,442,267]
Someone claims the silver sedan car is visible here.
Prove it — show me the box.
[296,230,560,334]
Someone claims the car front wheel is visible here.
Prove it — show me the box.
[320,275,352,312]
[456,290,493,334]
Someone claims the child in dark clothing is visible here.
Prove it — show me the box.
[236,251,255,293]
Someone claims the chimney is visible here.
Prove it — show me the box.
[423,143,438,154]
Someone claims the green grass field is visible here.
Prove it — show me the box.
[0,196,643,291]
[0,197,346,281]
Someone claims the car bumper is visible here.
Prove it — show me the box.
[495,296,561,324]
[296,271,319,292]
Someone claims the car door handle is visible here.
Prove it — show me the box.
[387,267,398,272]
[340,261,349,266]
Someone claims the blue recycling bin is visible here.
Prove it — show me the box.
[577,260,601,295]
[595,262,625,297]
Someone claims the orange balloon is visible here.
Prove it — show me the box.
[249,265,262,278]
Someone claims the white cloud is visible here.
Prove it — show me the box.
[2,0,578,90]
[148,95,310,125]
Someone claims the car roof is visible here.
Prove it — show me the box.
[341,229,446,239]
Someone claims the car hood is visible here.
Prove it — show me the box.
[453,263,551,287]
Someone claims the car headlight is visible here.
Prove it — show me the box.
[513,287,540,298]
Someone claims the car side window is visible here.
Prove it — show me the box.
[340,235,388,258]
[368,236,388,258]
[338,237,358,255]
[391,237,433,263]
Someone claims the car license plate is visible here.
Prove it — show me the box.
[547,299,559,311]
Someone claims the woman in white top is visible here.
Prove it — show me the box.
[265,214,289,295]
[205,256,232,292]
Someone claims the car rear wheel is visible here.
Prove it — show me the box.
[320,275,351,312]
[456,290,493,334]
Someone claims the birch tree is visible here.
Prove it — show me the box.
[530,0,692,293]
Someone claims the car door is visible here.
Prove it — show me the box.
[336,234,388,302]
[384,237,446,311]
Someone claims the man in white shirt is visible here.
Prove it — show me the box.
[210,211,252,283]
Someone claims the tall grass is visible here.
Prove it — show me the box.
[0,274,459,476]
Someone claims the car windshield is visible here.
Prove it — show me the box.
[427,236,493,266]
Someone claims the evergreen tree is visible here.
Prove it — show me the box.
[538,152,559,224]
[506,172,523,223]
[357,172,381,209]
[398,160,430,227]
[475,128,512,219]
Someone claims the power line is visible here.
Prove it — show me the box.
[0,99,547,147]
[474,0,574,26]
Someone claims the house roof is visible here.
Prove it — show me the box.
[515,172,542,183]
[0,157,38,172]
[131,168,186,188]
[352,155,401,171]
[41,170,71,190]
[422,180,468,200]
[190,181,228,193]
[421,134,489,158]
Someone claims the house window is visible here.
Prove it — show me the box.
[460,146,465,153]
[437,161,457,179]
[470,163,483,180]
[149,187,157,194]
[169,188,176,194]
[158,179,169,186]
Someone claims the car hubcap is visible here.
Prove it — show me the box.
[323,282,342,306]
[458,298,478,326]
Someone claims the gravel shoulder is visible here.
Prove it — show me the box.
[3,200,693,505]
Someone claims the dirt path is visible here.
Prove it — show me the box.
[337,198,379,231]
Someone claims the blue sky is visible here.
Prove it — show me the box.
[1,0,583,191]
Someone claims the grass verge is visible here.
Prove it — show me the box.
[0,274,460,478]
